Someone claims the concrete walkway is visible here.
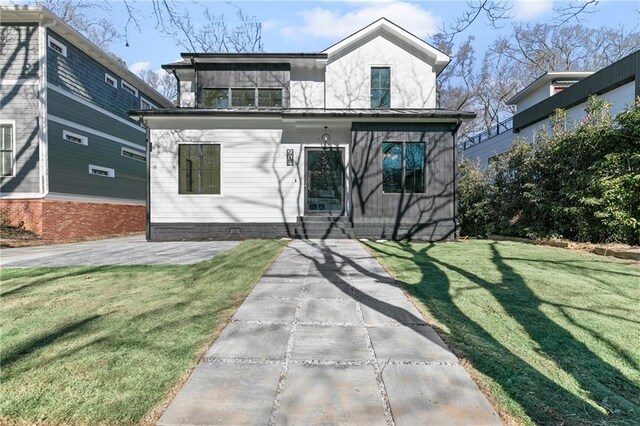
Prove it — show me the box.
[0,235,240,267]
[160,239,500,425]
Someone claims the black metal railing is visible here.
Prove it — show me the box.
[463,117,513,150]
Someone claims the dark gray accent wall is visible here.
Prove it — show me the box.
[0,24,41,194]
[350,122,457,241]
[48,89,145,147]
[48,120,145,200]
[46,28,159,123]
[196,63,290,108]
[514,50,640,132]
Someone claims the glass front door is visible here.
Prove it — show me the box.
[305,148,345,214]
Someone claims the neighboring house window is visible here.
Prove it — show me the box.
[258,89,283,108]
[371,67,390,109]
[63,130,88,145]
[140,97,155,110]
[89,164,115,178]
[231,89,256,107]
[47,36,67,57]
[203,89,229,108]
[179,144,221,194]
[121,80,139,97]
[1,123,14,177]
[122,147,146,162]
[382,142,425,193]
[105,73,118,88]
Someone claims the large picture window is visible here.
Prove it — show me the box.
[382,142,425,193]
[371,67,390,109]
[179,144,221,194]
[203,88,283,108]
[1,123,14,177]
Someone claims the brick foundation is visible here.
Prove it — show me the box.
[0,199,145,240]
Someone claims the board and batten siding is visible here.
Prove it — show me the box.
[350,123,457,241]
[0,24,41,194]
[325,34,437,109]
[151,127,299,223]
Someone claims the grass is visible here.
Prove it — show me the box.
[0,239,286,424]
[365,240,640,426]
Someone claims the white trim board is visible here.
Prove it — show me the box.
[48,84,145,133]
[48,115,145,150]
[45,192,145,205]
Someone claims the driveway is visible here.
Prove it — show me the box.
[0,235,240,267]
[160,239,500,425]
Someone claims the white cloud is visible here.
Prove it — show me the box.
[129,61,151,74]
[281,1,440,41]
[513,0,554,20]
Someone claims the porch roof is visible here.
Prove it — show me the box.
[129,108,476,121]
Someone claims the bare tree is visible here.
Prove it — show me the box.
[440,0,513,42]
[35,0,121,50]
[137,69,177,102]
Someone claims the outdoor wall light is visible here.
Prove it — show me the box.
[321,126,331,150]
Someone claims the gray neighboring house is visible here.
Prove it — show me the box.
[463,50,640,168]
[0,6,172,240]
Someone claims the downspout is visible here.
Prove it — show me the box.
[452,118,462,241]
[172,68,181,107]
[139,116,151,240]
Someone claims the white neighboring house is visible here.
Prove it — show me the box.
[463,50,640,167]
[130,18,475,241]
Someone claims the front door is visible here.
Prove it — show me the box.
[305,148,345,215]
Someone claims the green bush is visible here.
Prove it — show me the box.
[459,96,640,245]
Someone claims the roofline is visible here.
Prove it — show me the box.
[0,5,173,108]
[507,71,594,105]
[321,17,449,75]
[129,108,476,121]
[180,53,328,59]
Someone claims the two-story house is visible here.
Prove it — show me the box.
[463,50,639,168]
[0,6,173,240]
[130,18,475,241]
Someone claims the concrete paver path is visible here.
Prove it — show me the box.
[0,235,240,267]
[160,239,501,425]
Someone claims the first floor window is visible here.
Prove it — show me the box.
[179,144,221,194]
[1,123,14,176]
[382,142,425,193]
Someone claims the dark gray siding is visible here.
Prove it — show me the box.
[46,28,158,123]
[350,123,457,241]
[48,120,145,200]
[196,63,290,108]
[514,50,640,132]
[0,24,41,194]
[48,88,145,147]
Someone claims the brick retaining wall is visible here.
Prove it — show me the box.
[1,199,145,240]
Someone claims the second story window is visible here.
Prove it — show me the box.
[204,89,229,108]
[258,89,283,108]
[232,89,256,107]
[371,67,390,109]
[121,80,139,97]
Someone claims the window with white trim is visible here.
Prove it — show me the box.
[105,73,117,88]
[121,147,146,162]
[47,36,67,57]
[121,80,138,97]
[140,97,155,110]
[89,164,115,178]
[63,130,88,145]
[1,122,15,177]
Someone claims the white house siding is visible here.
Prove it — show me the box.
[149,122,351,224]
[289,68,325,108]
[325,34,436,109]
[516,84,551,112]
[464,79,636,167]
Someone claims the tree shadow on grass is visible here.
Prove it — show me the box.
[368,241,639,424]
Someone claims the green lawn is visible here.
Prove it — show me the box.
[365,240,640,426]
[0,239,286,424]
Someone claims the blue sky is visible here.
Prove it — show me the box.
[111,0,640,76]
